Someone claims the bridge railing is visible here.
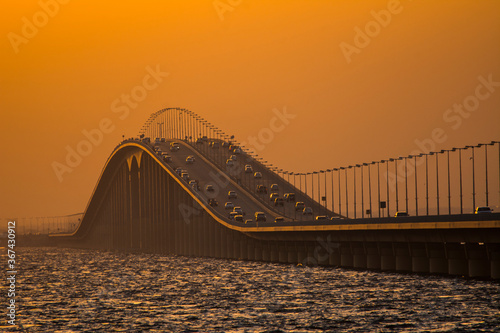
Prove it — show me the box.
[138,108,500,219]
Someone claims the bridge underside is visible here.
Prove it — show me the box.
[54,142,500,279]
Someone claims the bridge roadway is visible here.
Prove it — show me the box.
[53,138,500,279]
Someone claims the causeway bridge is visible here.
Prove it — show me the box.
[54,108,500,279]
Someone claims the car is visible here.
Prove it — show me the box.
[274,197,284,206]
[189,180,198,190]
[208,198,218,207]
[186,155,195,164]
[254,212,266,222]
[284,193,296,202]
[229,144,238,151]
[229,155,237,161]
[205,184,215,192]
[394,212,409,217]
[270,184,279,191]
[254,172,262,179]
[229,212,239,220]
[315,216,328,221]
[331,216,343,220]
[162,154,172,162]
[175,167,183,175]
[170,142,180,151]
[196,138,204,144]
[269,193,279,201]
[181,172,190,181]
[210,141,220,149]
[244,165,253,173]
[233,206,245,216]
[233,148,242,154]
[256,185,267,194]
[295,202,305,211]
[154,146,160,152]
[245,219,253,224]
[222,142,230,148]
[226,159,235,167]
[274,216,284,223]
[228,191,237,199]
[234,215,244,222]
[201,136,208,142]
[303,207,313,215]
[225,202,235,210]
[160,138,166,142]
[155,138,161,143]
[475,206,493,214]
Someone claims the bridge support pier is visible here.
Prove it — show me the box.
[380,247,395,271]
[395,245,412,272]
[352,244,367,269]
[366,246,381,270]
[491,251,500,279]
[411,247,429,274]
[287,246,297,264]
[467,245,490,278]
[448,246,468,276]
[340,246,353,268]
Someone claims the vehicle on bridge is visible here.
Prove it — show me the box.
[225,202,235,210]
[228,191,237,199]
[205,184,215,192]
[315,216,328,221]
[274,216,284,223]
[208,198,218,207]
[303,207,313,216]
[256,185,267,194]
[395,212,409,217]
[244,165,253,173]
[226,159,235,167]
[254,212,266,222]
[284,193,296,202]
[254,172,262,179]
[170,142,180,151]
[269,193,279,202]
[295,202,305,211]
[229,212,239,220]
[162,154,172,162]
[175,167,183,175]
[270,184,279,191]
[234,214,244,222]
[233,207,245,216]
[186,155,195,164]
[274,197,284,206]
[475,206,493,214]
[196,138,203,144]
[181,172,190,181]
[230,155,237,161]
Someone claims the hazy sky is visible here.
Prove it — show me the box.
[1,0,499,218]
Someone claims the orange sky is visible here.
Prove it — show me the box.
[1,0,499,218]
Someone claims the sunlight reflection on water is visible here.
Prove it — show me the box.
[3,247,499,332]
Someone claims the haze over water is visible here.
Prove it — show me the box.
[4,248,499,332]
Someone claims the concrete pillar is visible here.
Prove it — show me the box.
[395,246,412,272]
[366,247,381,270]
[329,251,341,266]
[287,246,298,264]
[468,248,490,278]
[448,249,468,276]
[411,248,429,273]
[352,245,367,269]
[429,248,448,275]
[254,244,263,261]
[380,247,395,271]
[491,251,500,280]
[270,244,279,262]
[262,244,270,262]
[279,246,288,263]
[340,246,353,268]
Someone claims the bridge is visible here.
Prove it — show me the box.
[52,108,500,279]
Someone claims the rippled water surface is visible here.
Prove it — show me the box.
[2,248,499,332]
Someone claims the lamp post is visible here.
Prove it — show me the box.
[385,160,390,217]
[391,158,398,213]
[365,163,371,219]
[338,167,343,216]
[436,151,440,215]
[425,153,430,215]
[374,161,381,218]
[457,147,463,214]
[467,145,476,211]
[329,169,334,215]
[403,156,408,214]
